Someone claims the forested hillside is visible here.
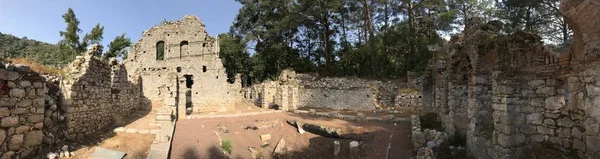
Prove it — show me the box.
[0,8,132,67]
[0,32,63,65]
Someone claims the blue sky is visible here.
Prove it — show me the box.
[0,0,241,47]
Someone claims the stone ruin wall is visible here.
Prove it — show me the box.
[248,70,422,112]
[60,54,145,140]
[0,45,146,158]
[125,15,242,114]
[419,1,600,158]
[0,64,46,158]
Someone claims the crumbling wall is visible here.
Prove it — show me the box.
[61,47,145,140]
[0,64,46,158]
[421,1,600,156]
[125,15,242,115]
[255,70,421,111]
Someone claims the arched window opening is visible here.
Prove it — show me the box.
[156,41,165,60]
[180,41,189,57]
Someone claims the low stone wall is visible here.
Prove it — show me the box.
[250,71,423,111]
[411,115,449,159]
[0,64,46,158]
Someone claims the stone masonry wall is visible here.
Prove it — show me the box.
[255,70,421,111]
[422,1,600,157]
[125,15,242,115]
[61,50,144,140]
[0,63,46,158]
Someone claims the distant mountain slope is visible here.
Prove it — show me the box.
[0,32,64,65]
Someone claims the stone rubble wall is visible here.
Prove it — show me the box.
[60,54,144,140]
[0,64,46,158]
[421,1,600,157]
[411,115,449,159]
[251,70,422,111]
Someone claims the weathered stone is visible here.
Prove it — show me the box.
[527,113,542,125]
[15,126,30,134]
[497,134,525,147]
[544,119,556,125]
[557,127,571,138]
[33,122,43,129]
[0,107,10,117]
[549,136,560,144]
[33,98,44,108]
[545,96,564,110]
[495,124,515,134]
[587,86,600,96]
[557,117,574,127]
[573,138,585,151]
[586,135,600,153]
[8,134,23,150]
[24,130,43,147]
[19,81,31,88]
[1,151,15,159]
[14,64,31,72]
[537,126,554,135]
[259,134,271,141]
[11,108,26,115]
[519,125,536,134]
[0,70,19,80]
[9,88,25,98]
[0,129,5,146]
[528,80,545,88]
[572,127,583,139]
[333,141,340,156]
[27,115,44,123]
[537,87,556,96]
[32,82,43,88]
[493,104,507,111]
[1,117,19,127]
[530,134,544,142]
[16,99,32,107]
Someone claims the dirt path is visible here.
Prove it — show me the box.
[171,113,413,159]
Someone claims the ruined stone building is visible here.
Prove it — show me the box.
[418,1,600,158]
[125,15,243,116]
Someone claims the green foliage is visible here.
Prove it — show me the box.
[226,0,447,83]
[221,139,233,154]
[104,33,132,59]
[218,33,251,84]
[0,32,62,65]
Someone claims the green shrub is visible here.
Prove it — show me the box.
[221,139,232,154]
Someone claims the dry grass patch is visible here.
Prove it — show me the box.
[6,57,63,75]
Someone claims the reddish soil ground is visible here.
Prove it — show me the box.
[171,113,413,159]
[67,132,155,159]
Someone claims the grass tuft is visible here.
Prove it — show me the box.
[221,139,232,154]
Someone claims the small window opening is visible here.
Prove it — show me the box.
[202,66,207,72]
[156,41,165,60]
[180,41,189,57]
[176,67,182,73]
